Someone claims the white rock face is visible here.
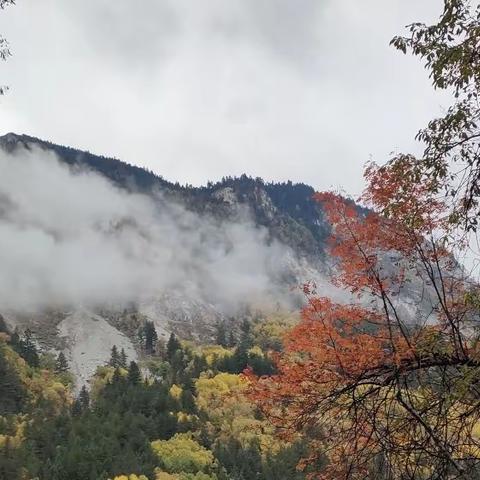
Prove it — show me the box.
[213,187,237,205]
[57,309,137,391]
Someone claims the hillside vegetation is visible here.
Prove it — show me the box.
[0,312,321,480]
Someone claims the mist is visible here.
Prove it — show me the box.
[0,147,290,313]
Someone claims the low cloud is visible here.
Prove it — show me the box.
[0,147,289,312]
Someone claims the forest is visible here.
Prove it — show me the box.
[0,312,321,480]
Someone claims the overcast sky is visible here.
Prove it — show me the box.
[0,0,449,194]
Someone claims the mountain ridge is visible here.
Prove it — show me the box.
[0,132,330,258]
[0,132,337,386]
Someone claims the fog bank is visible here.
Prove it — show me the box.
[0,147,289,312]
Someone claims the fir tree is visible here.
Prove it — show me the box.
[238,319,253,350]
[232,319,253,372]
[71,398,82,416]
[127,361,141,385]
[119,348,128,369]
[19,329,40,368]
[215,321,227,347]
[0,342,27,415]
[144,321,158,355]
[54,352,69,374]
[109,345,120,368]
[166,333,181,360]
[79,385,90,411]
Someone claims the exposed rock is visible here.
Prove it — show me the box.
[57,309,137,390]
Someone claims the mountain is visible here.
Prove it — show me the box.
[0,132,344,386]
[0,132,330,257]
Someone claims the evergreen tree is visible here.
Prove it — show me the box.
[71,398,82,416]
[127,361,141,385]
[166,333,181,360]
[215,321,227,347]
[0,342,27,415]
[191,355,208,378]
[180,374,197,413]
[109,345,121,368]
[54,352,69,374]
[79,385,90,411]
[19,329,40,368]
[238,319,253,350]
[170,349,186,384]
[144,321,158,355]
[119,348,128,369]
[180,388,196,413]
[231,319,253,372]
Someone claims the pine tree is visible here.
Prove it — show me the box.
[166,333,181,360]
[0,342,26,415]
[144,321,158,355]
[19,329,39,368]
[181,388,196,413]
[79,385,90,411]
[215,321,227,347]
[54,352,69,374]
[191,355,207,378]
[238,319,253,350]
[109,345,120,368]
[119,348,128,369]
[71,398,82,416]
[127,361,141,385]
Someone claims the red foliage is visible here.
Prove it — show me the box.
[247,160,479,479]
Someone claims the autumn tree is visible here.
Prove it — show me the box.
[389,0,480,234]
[248,178,480,478]
[247,3,480,479]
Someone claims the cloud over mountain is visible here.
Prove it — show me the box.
[0,146,289,312]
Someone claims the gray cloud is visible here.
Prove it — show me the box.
[0,1,450,195]
[0,146,289,312]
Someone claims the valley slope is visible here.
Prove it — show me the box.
[0,133,340,385]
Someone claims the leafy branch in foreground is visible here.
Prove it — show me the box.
[248,169,480,479]
[390,0,480,234]
[0,0,14,95]
[247,4,480,477]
